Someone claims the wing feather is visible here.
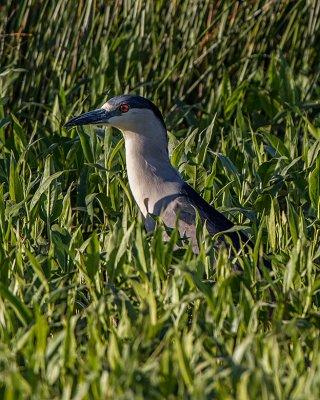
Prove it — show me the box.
[180,183,252,250]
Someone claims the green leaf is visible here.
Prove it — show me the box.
[264,132,290,158]
[30,171,64,210]
[115,222,135,266]
[287,200,299,245]
[9,153,24,203]
[0,282,32,325]
[26,249,50,293]
[174,334,193,389]
[308,156,320,213]
[267,199,276,250]
[79,128,95,164]
[304,117,320,139]
[85,231,100,279]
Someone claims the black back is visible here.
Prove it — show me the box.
[181,183,252,250]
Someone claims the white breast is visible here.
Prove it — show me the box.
[124,132,182,214]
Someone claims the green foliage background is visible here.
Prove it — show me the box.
[0,1,320,398]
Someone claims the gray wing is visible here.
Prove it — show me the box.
[157,183,251,251]
[157,193,200,252]
[180,183,251,249]
[158,183,270,269]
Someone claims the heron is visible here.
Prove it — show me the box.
[65,94,260,260]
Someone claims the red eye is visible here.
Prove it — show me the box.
[120,103,129,113]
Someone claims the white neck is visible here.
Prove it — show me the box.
[122,124,183,218]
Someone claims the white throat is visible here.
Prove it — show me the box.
[121,117,183,219]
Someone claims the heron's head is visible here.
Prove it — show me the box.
[65,94,166,137]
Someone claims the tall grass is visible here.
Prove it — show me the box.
[0,1,320,398]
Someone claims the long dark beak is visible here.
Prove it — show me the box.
[65,108,112,128]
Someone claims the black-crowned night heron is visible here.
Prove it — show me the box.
[65,94,253,255]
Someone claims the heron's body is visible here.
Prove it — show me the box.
[65,94,249,253]
[124,115,182,218]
